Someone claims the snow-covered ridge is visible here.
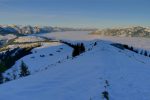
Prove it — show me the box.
[0,40,150,100]
[1,31,150,100]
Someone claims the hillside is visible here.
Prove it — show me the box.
[91,26,150,37]
[0,40,150,100]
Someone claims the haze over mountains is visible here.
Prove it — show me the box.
[91,26,150,38]
[1,25,150,38]
[0,25,96,35]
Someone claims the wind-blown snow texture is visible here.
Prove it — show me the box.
[1,39,150,100]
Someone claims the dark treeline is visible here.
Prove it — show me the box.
[0,43,41,73]
[72,43,85,57]
[112,43,150,57]
[123,44,138,53]
[0,47,35,84]
[0,44,41,84]
[0,60,30,84]
[0,47,32,73]
[60,40,85,57]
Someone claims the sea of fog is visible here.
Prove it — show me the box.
[37,31,150,50]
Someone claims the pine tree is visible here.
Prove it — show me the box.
[94,42,97,46]
[144,51,148,56]
[19,61,30,77]
[130,46,133,51]
[72,47,79,57]
[81,43,85,53]
[0,73,4,84]
[72,43,86,57]
[140,50,143,55]
[134,49,138,53]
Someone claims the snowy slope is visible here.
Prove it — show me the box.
[0,40,150,100]
[3,42,73,79]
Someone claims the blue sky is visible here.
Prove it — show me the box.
[0,0,150,28]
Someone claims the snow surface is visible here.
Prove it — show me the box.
[3,42,73,79]
[14,36,45,43]
[1,31,150,100]
[1,40,150,100]
[97,36,150,50]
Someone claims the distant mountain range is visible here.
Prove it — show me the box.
[0,25,96,35]
[91,26,150,37]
